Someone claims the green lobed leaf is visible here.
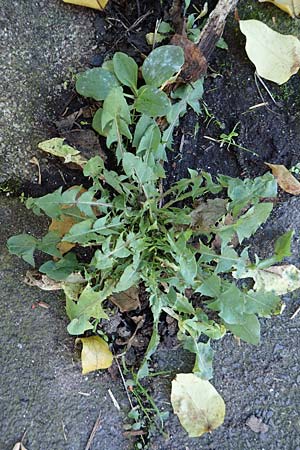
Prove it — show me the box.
[256,230,294,269]
[196,274,221,298]
[114,264,140,292]
[178,249,197,286]
[137,322,160,379]
[171,78,204,114]
[83,156,105,179]
[207,284,246,325]
[217,202,273,247]
[67,282,114,335]
[122,152,157,184]
[28,188,64,218]
[219,173,277,217]
[244,290,281,317]
[225,314,260,345]
[37,231,61,258]
[67,316,94,335]
[39,253,79,281]
[94,87,132,161]
[274,230,293,260]
[7,234,37,266]
[182,337,214,380]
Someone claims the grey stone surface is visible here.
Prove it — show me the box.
[0,196,131,450]
[0,0,97,184]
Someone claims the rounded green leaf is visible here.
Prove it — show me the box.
[113,52,138,93]
[142,45,184,87]
[135,86,171,117]
[76,68,119,100]
[171,374,225,437]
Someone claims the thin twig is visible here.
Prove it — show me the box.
[62,421,68,442]
[107,11,152,53]
[84,411,102,450]
[255,72,278,106]
[291,306,300,319]
[108,388,121,411]
[179,134,185,154]
[115,357,134,410]
[198,0,240,59]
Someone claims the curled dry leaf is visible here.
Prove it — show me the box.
[190,198,227,230]
[266,163,300,195]
[239,20,300,84]
[109,286,140,312]
[171,34,207,81]
[24,270,63,291]
[246,415,269,433]
[259,0,300,18]
[63,0,108,9]
[171,373,225,437]
[76,336,113,374]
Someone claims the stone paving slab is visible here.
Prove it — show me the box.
[0,0,96,184]
[0,197,131,450]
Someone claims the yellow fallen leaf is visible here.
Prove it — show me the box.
[38,138,87,169]
[259,0,300,18]
[240,264,300,295]
[63,0,108,10]
[171,374,225,437]
[239,20,300,84]
[76,336,113,374]
[266,163,300,194]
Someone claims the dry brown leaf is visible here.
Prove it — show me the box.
[246,415,269,433]
[24,270,63,291]
[171,34,207,81]
[49,214,77,255]
[191,198,227,230]
[266,163,300,195]
[109,287,140,312]
[49,186,91,255]
[63,0,108,10]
